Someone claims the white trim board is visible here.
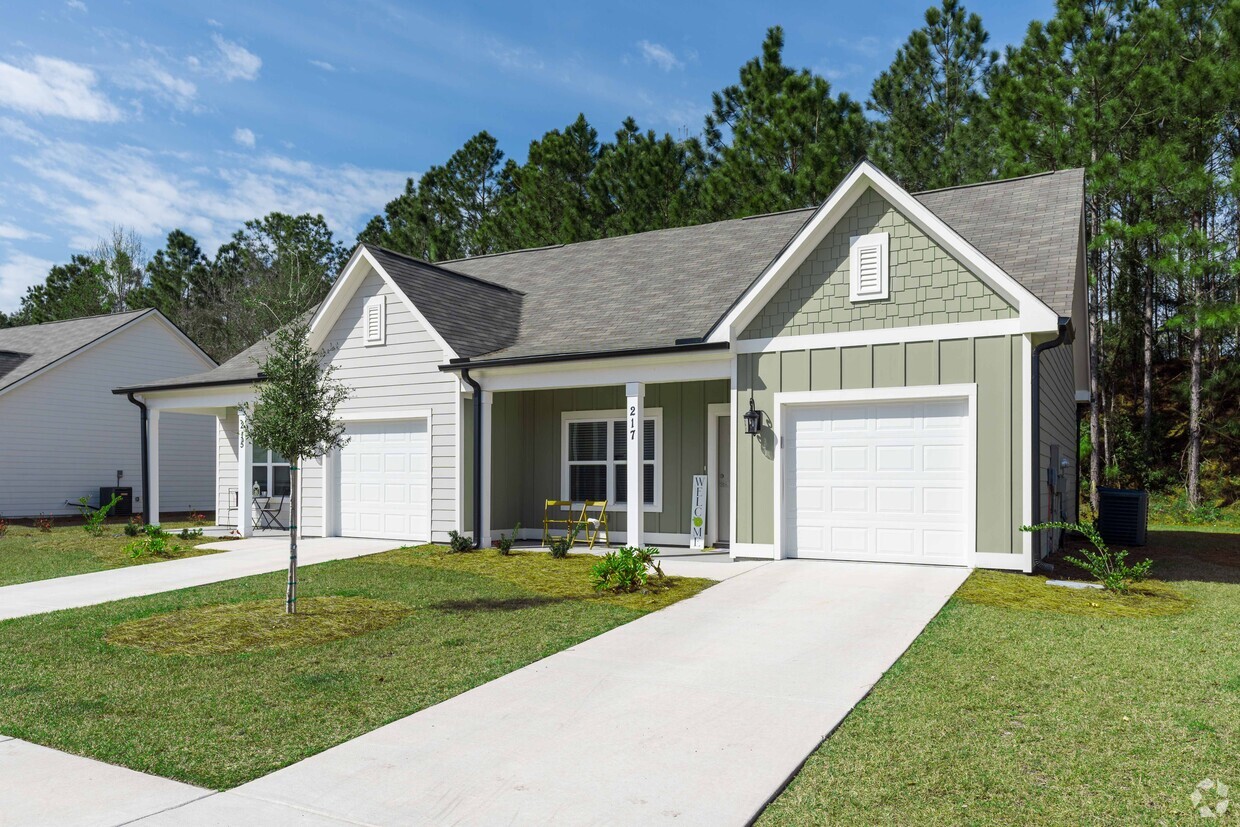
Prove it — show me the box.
[770,383,978,567]
[707,161,1060,344]
[336,408,433,422]
[308,246,459,360]
[706,402,730,547]
[474,352,731,393]
[735,319,1023,354]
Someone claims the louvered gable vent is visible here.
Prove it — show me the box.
[849,232,890,302]
[364,295,386,346]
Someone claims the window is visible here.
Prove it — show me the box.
[563,410,661,508]
[364,295,386,346]
[251,443,291,497]
[849,232,889,302]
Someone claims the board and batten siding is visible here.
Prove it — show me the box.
[0,315,215,517]
[484,380,729,540]
[1037,340,1078,555]
[736,337,1025,558]
[295,264,459,541]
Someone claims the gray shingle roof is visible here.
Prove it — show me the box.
[0,309,154,394]
[916,168,1084,318]
[364,245,523,359]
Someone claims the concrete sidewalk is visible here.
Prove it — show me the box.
[0,537,402,621]
[130,559,966,826]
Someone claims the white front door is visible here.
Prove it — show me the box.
[337,418,430,541]
[784,397,970,565]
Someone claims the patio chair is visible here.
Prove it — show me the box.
[542,499,575,546]
[255,494,286,531]
[571,500,609,549]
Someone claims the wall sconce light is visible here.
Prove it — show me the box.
[744,397,763,436]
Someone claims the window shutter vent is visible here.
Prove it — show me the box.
[849,232,890,302]
[364,296,386,346]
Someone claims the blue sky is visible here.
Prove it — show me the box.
[0,0,1051,312]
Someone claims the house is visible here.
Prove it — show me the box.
[0,309,217,519]
[115,161,1088,572]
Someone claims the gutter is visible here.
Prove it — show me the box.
[440,341,729,372]
[460,368,484,549]
[124,392,150,525]
[1031,318,1073,562]
[111,375,265,396]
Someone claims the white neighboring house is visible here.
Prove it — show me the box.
[0,309,217,520]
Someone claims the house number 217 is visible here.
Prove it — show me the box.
[629,405,637,442]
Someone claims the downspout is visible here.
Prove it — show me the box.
[1031,319,1072,563]
[460,368,483,549]
[125,392,150,525]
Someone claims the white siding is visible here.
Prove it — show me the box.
[216,411,239,526]
[0,316,216,518]
[1038,342,1078,556]
[299,265,459,541]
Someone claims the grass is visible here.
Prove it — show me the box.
[0,522,219,587]
[759,528,1240,826]
[106,596,413,655]
[0,545,712,789]
[956,569,1190,618]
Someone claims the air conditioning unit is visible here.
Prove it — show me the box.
[100,486,133,518]
[1096,487,1147,547]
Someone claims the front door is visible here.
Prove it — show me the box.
[716,415,730,546]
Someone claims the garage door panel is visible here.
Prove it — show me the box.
[785,397,969,566]
[337,419,430,542]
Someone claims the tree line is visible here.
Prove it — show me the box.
[3,0,1237,513]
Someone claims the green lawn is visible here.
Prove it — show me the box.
[760,528,1240,826]
[0,522,220,587]
[0,546,711,789]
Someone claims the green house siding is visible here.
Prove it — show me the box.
[486,380,729,537]
[736,335,1025,556]
[741,187,1015,340]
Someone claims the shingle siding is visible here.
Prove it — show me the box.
[742,187,1015,340]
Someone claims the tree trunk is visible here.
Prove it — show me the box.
[1142,262,1154,460]
[1187,311,1203,509]
[287,462,298,614]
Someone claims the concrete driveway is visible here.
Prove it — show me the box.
[130,559,967,826]
[0,537,402,621]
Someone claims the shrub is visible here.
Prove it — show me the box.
[547,526,578,559]
[179,527,204,540]
[77,493,122,538]
[1021,521,1153,593]
[590,546,663,593]
[190,511,208,527]
[447,530,475,553]
[126,524,180,559]
[124,516,143,537]
[35,515,53,533]
[497,522,521,555]
[0,517,7,538]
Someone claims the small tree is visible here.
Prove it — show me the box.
[239,320,348,613]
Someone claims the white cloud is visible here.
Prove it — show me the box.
[0,251,55,309]
[0,222,40,240]
[233,127,256,148]
[308,59,336,72]
[118,60,198,110]
[0,56,120,122]
[65,0,87,11]
[636,40,683,72]
[209,35,261,82]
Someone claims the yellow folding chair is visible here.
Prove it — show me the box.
[572,500,610,549]
[542,499,575,547]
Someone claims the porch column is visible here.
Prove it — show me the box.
[626,382,644,548]
[147,409,160,526]
[237,410,253,538]
[480,391,493,547]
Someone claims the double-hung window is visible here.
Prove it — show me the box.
[563,410,660,508]
[251,444,291,497]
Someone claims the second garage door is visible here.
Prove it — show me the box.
[337,418,430,541]
[784,397,971,565]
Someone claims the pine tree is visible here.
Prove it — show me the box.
[9,255,110,324]
[140,230,210,325]
[590,117,700,236]
[698,27,868,220]
[869,0,999,191]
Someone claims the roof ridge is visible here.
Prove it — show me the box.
[912,168,1079,196]
[366,244,526,296]
[0,308,151,331]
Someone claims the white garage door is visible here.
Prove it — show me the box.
[784,397,970,565]
[337,419,430,541]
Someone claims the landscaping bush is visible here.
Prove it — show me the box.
[77,493,123,538]
[1021,521,1152,592]
[126,524,180,559]
[179,527,204,540]
[124,516,143,537]
[497,522,520,555]
[590,546,662,593]
[0,517,7,538]
[35,515,53,533]
[547,526,578,559]
[446,530,475,553]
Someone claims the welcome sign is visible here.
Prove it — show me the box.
[689,474,707,550]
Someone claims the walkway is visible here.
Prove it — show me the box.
[131,559,968,826]
[0,537,402,621]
